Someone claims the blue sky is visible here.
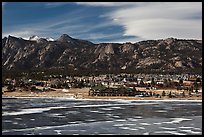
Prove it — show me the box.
[2,2,202,43]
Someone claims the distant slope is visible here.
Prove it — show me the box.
[2,35,202,74]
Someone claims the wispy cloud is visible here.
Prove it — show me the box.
[3,2,202,43]
[77,2,202,40]
[2,2,133,43]
[2,4,127,42]
[44,2,71,8]
[75,2,136,7]
[2,5,87,38]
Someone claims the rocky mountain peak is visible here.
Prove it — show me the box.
[2,37,7,42]
[5,35,24,46]
[164,37,177,44]
[29,35,40,41]
[57,34,73,43]
[7,35,20,41]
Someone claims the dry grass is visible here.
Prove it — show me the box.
[2,87,202,100]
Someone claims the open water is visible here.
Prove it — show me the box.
[2,97,202,135]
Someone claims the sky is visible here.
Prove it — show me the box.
[2,2,202,43]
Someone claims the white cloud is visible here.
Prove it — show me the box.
[3,2,202,43]
[120,2,201,40]
[78,2,202,40]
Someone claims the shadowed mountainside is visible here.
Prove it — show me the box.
[2,34,202,75]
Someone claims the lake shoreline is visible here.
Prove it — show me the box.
[2,87,202,101]
[2,95,202,102]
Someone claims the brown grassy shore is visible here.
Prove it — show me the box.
[2,87,202,100]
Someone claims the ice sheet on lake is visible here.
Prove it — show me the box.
[154,131,186,135]
[2,106,67,116]
[2,98,202,135]
[162,118,192,124]
[179,129,202,134]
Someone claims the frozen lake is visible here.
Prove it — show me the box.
[2,97,202,135]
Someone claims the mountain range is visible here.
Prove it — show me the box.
[2,34,202,75]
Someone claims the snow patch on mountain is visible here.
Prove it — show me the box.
[29,35,54,41]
